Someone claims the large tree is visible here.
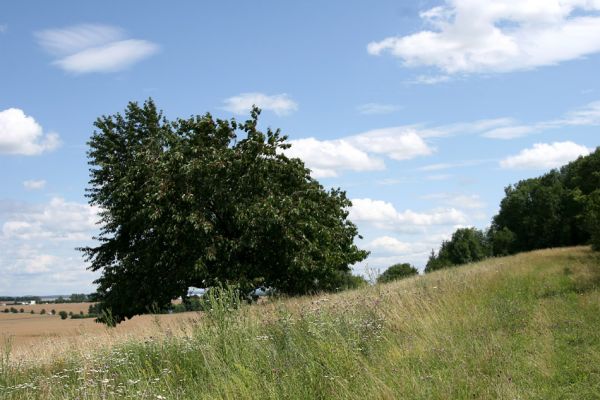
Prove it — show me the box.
[82,99,368,325]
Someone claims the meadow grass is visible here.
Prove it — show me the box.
[1,246,599,399]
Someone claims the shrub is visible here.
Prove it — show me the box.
[59,311,68,320]
[30,310,34,314]
[3,308,8,313]
[10,307,18,313]
[19,308,24,313]
[40,309,46,315]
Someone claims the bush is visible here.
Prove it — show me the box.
[51,309,56,315]
[3,308,8,313]
[19,308,24,313]
[40,309,46,315]
[377,263,418,284]
[59,311,68,320]
[30,310,34,314]
[10,307,18,313]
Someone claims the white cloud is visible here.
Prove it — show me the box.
[349,198,467,231]
[482,101,600,139]
[2,197,100,241]
[366,236,421,254]
[23,180,47,190]
[285,127,433,177]
[285,138,384,178]
[348,128,433,161]
[222,93,298,116]
[409,75,450,85]
[500,141,592,169]
[482,125,538,139]
[0,108,60,155]
[357,103,401,115]
[54,40,159,74]
[368,0,600,75]
[36,24,159,73]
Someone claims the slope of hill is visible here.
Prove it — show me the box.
[1,247,599,399]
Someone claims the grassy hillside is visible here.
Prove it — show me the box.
[1,247,599,399]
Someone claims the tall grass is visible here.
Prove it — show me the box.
[1,247,599,399]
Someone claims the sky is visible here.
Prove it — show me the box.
[1,0,599,295]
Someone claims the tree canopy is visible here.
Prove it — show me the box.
[82,99,368,325]
[377,263,418,283]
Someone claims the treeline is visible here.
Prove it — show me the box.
[426,147,600,272]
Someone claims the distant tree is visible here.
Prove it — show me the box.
[30,310,34,314]
[491,148,600,254]
[377,263,418,284]
[19,308,24,313]
[51,309,56,315]
[40,309,46,315]
[425,228,490,272]
[82,99,368,325]
[70,294,88,302]
[3,308,8,313]
[59,311,68,320]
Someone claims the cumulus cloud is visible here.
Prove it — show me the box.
[349,198,467,231]
[23,180,47,190]
[368,0,600,75]
[0,108,60,155]
[285,127,433,177]
[285,138,384,178]
[222,93,298,116]
[36,24,159,73]
[500,141,592,169]
[2,197,100,241]
[357,103,401,115]
[348,128,433,160]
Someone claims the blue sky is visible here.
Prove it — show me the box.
[1,0,599,295]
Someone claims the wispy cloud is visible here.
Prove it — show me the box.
[357,103,402,115]
[36,24,159,73]
[368,0,600,75]
[222,93,298,116]
[23,180,47,190]
[482,101,600,139]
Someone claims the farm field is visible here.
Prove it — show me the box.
[0,309,200,351]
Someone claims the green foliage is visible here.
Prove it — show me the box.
[377,263,418,283]
[82,99,368,325]
[59,311,68,320]
[492,147,600,254]
[425,228,490,272]
[486,226,516,256]
[584,190,600,251]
